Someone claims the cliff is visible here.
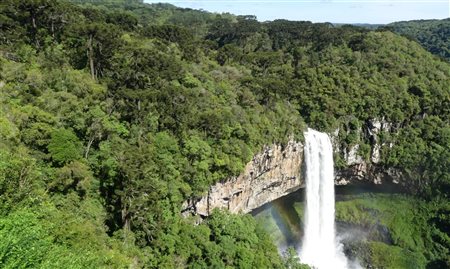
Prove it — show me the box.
[183,120,404,217]
[182,140,304,216]
[333,118,403,186]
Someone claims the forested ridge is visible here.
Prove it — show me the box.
[0,0,449,268]
[386,18,450,61]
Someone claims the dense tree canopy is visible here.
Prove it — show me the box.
[386,19,450,61]
[0,0,448,268]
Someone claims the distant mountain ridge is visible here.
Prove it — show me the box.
[69,0,449,62]
[334,23,384,29]
[386,18,450,61]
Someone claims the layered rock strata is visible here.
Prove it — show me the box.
[182,140,304,216]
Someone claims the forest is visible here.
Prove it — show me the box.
[386,19,450,61]
[0,0,449,268]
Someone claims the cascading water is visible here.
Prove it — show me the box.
[300,128,349,269]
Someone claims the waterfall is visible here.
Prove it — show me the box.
[300,128,348,269]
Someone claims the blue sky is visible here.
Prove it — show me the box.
[144,0,450,24]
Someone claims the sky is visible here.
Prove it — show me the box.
[144,0,450,24]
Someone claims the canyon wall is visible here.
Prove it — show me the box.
[183,119,403,217]
[182,140,304,216]
[332,118,403,186]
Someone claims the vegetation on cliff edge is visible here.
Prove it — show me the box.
[0,0,448,267]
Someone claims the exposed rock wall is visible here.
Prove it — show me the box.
[182,140,304,216]
[335,162,402,186]
[183,119,404,216]
[333,118,402,186]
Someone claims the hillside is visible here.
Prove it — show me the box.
[0,0,449,268]
[387,18,450,61]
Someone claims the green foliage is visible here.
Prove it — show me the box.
[368,241,426,269]
[335,194,450,268]
[200,209,286,268]
[0,204,141,268]
[48,128,83,165]
[386,19,450,61]
[283,248,311,269]
[0,147,40,215]
[386,116,450,197]
[0,0,448,268]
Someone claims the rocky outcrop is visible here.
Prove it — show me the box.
[334,118,402,186]
[183,119,404,217]
[182,140,304,216]
[335,162,402,186]
[367,118,394,164]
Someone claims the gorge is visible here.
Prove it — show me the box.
[1,1,448,268]
[181,126,409,267]
[182,120,404,217]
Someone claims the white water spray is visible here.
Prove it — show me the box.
[300,128,349,269]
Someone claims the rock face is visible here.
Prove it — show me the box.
[183,119,404,217]
[182,140,304,216]
[333,118,402,186]
[331,119,404,185]
[367,118,394,164]
[335,162,402,186]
